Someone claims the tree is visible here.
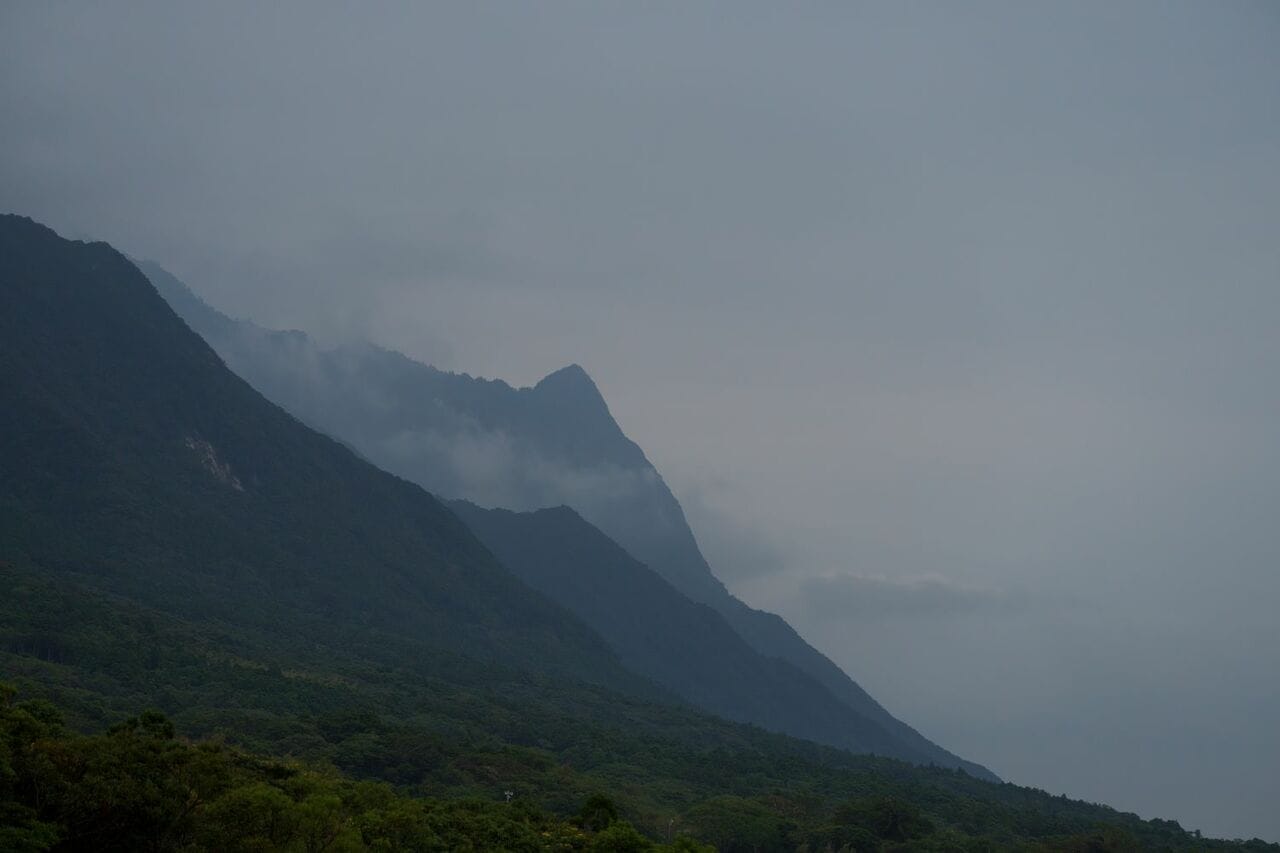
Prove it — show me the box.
[578,793,620,832]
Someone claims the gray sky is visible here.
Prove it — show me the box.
[3,1,1278,841]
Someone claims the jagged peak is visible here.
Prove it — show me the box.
[536,362,591,386]
[533,363,603,400]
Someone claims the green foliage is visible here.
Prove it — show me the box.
[587,820,650,852]
[577,794,620,832]
[5,651,1273,853]
[682,796,793,852]
[0,687,748,852]
[0,689,652,852]
[835,797,935,843]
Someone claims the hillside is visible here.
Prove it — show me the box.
[0,215,641,691]
[142,259,990,778]
[5,558,1269,851]
[452,501,917,759]
[0,215,1271,850]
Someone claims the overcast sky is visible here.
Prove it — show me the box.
[3,1,1278,841]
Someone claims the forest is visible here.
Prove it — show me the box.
[3,561,1273,852]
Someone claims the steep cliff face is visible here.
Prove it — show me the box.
[144,258,995,779]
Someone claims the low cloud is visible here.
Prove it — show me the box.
[375,425,661,515]
[798,573,1024,621]
[676,482,788,584]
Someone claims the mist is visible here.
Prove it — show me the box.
[3,1,1278,841]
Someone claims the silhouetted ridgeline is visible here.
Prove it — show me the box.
[3,215,1272,849]
[143,256,992,779]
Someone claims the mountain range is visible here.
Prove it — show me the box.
[0,215,646,691]
[141,257,992,779]
[3,213,1270,849]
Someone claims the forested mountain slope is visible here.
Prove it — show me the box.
[452,501,921,760]
[144,258,992,779]
[4,560,1268,851]
[0,215,1270,850]
[0,214,640,691]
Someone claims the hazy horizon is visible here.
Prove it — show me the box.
[3,2,1278,841]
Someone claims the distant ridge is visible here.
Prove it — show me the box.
[453,500,920,760]
[143,257,996,780]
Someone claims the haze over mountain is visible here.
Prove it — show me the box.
[145,259,991,779]
[0,215,642,691]
[453,500,965,768]
[9,213,1267,850]
[3,2,1278,842]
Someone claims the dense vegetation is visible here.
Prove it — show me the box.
[0,682,712,852]
[4,560,1274,851]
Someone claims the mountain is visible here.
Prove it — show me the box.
[141,261,721,598]
[144,258,994,779]
[451,501,917,759]
[2,215,1266,850]
[0,214,642,692]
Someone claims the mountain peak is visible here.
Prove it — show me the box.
[531,363,615,420]
[534,363,599,396]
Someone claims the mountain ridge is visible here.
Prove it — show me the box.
[7,214,1274,848]
[141,255,995,780]
[450,499,925,761]
[0,213,649,695]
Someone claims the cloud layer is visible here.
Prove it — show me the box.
[798,574,1024,621]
